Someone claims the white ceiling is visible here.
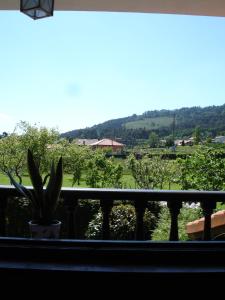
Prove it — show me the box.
[1,0,225,17]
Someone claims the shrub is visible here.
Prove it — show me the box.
[152,205,202,241]
[6,196,31,237]
[86,203,156,240]
[177,147,225,190]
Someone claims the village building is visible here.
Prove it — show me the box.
[75,139,99,146]
[89,139,124,152]
[212,136,225,143]
[174,138,194,146]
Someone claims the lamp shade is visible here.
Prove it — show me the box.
[20,0,54,20]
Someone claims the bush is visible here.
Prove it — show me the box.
[152,205,202,241]
[178,147,225,190]
[6,196,31,237]
[86,203,156,240]
[55,199,100,239]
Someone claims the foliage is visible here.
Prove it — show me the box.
[16,121,59,173]
[165,136,174,147]
[0,134,25,181]
[0,122,60,182]
[85,150,123,188]
[193,126,201,145]
[7,149,63,225]
[127,154,157,189]
[50,142,90,186]
[148,132,160,148]
[86,204,156,240]
[127,154,176,189]
[75,200,100,238]
[125,116,173,130]
[178,147,225,190]
[6,196,31,237]
[152,205,202,241]
[0,132,8,139]
[205,136,212,144]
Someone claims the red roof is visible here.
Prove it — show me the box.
[90,139,124,147]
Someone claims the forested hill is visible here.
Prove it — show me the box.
[61,104,225,142]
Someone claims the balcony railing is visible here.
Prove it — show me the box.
[0,185,224,241]
[1,185,225,284]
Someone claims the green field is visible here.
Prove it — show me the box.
[0,172,180,190]
[0,172,136,188]
[146,145,201,155]
[125,116,173,130]
[0,173,81,188]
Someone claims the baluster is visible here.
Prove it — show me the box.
[64,195,79,239]
[134,199,147,240]
[201,200,216,241]
[167,200,182,241]
[0,194,7,236]
[100,199,114,240]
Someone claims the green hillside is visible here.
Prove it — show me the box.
[61,104,225,143]
[125,117,173,130]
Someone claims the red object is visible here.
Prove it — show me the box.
[186,210,225,240]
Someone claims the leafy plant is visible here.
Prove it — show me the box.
[86,204,156,240]
[7,149,63,225]
[85,151,123,188]
[177,147,225,190]
[152,205,202,241]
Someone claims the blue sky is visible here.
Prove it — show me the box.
[1,10,225,133]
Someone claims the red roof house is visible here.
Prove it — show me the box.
[90,139,124,152]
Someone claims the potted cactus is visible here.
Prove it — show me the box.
[8,149,63,238]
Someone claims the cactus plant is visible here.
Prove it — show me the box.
[8,149,63,226]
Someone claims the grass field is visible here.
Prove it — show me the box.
[0,173,80,188]
[125,116,173,130]
[0,172,180,190]
[133,145,202,155]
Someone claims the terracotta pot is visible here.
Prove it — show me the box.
[186,210,225,240]
[28,220,61,239]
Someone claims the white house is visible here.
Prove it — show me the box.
[213,136,225,144]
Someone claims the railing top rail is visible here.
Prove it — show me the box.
[1,185,225,202]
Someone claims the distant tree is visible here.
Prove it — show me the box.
[165,136,174,147]
[85,151,123,188]
[0,132,8,139]
[205,136,212,144]
[0,134,25,182]
[64,144,90,186]
[16,121,59,173]
[148,132,159,148]
[127,154,174,189]
[193,126,201,145]
[177,147,225,190]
